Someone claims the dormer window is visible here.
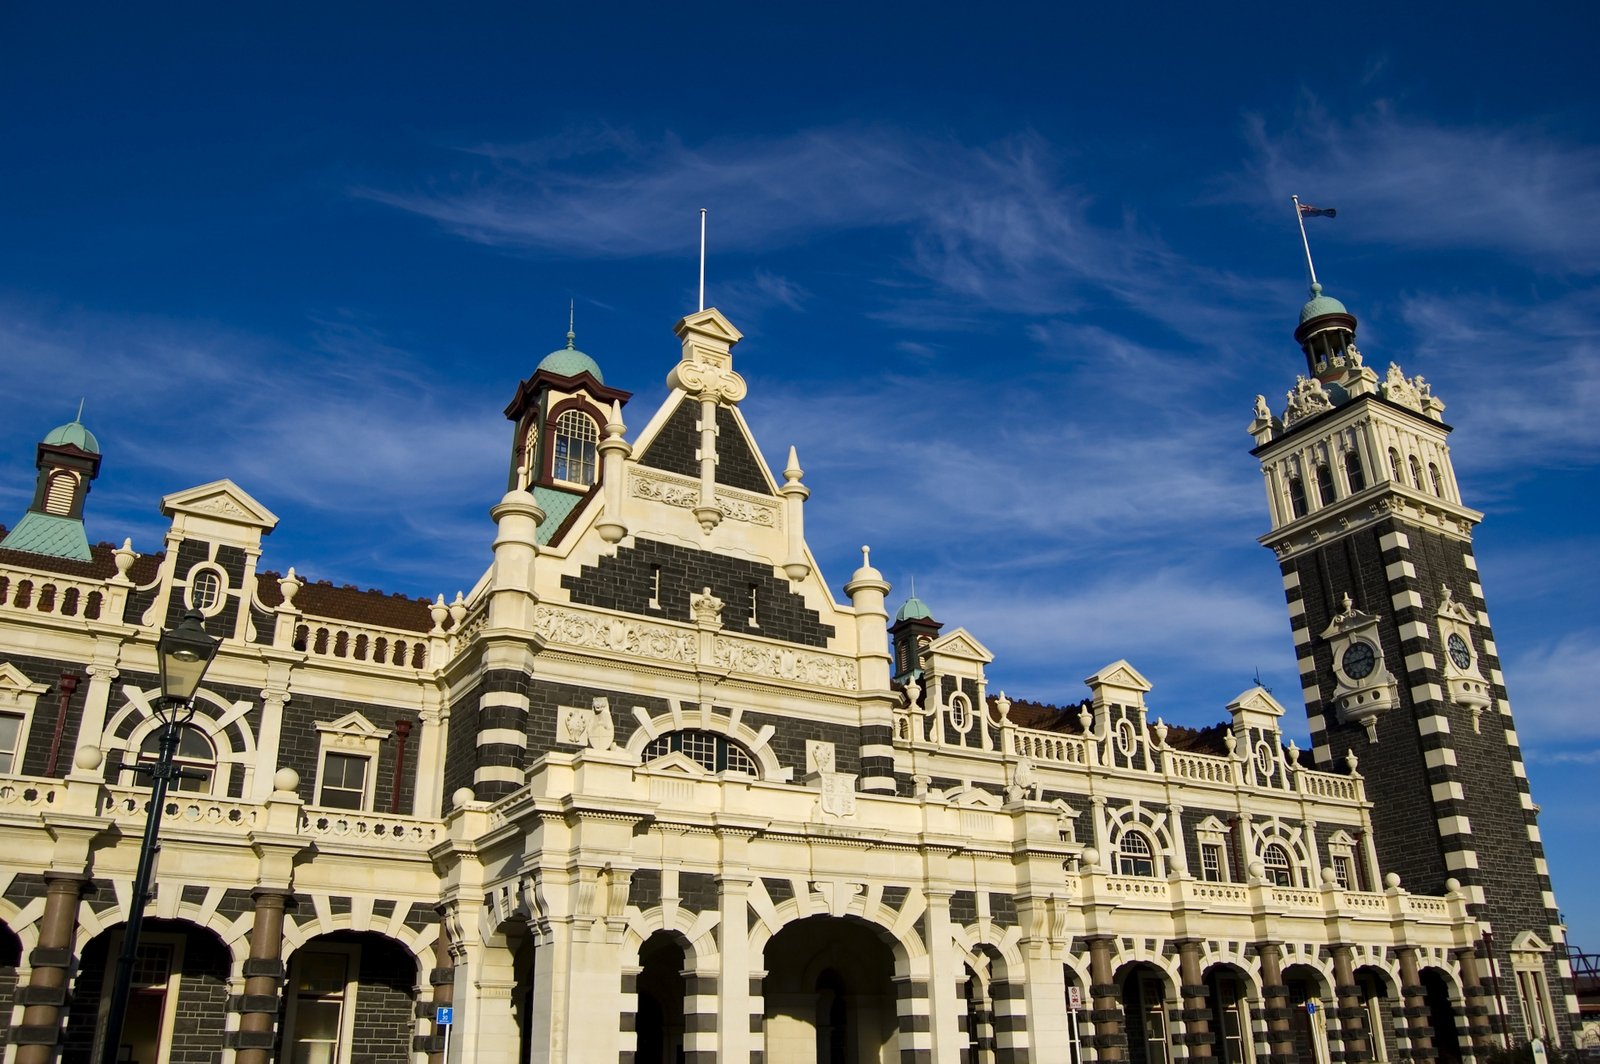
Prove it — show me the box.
[552,410,598,486]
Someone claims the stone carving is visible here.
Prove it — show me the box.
[1253,394,1271,422]
[630,470,778,526]
[190,494,250,519]
[710,637,860,690]
[669,359,748,404]
[807,740,835,774]
[1382,362,1424,412]
[631,471,699,509]
[1005,757,1039,802]
[716,493,777,527]
[818,772,858,819]
[1283,375,1334,427]
[690,587,725,629]
[533,606,697,664]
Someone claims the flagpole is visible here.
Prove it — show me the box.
[1292,195,1319,288]
[694,206,707,307]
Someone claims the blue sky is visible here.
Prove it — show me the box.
[2,4,1597,944]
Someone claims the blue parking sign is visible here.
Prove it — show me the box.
[436,1006,454,1026]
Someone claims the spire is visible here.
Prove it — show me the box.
[567,300,576,350]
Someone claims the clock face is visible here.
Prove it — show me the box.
[1341,641,1377,680]
[1447,633,1473,669]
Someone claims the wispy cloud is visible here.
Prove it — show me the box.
[1501,628,1600,746]
[1236,103,1600,273]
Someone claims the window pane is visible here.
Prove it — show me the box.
[0,713,21,771]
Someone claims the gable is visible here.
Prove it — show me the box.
[928,628,994,663]
[635,398,773,496]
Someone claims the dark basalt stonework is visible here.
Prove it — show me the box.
[635,398,773,495]
[561,537,834,648]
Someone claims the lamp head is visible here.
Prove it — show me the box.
[157,609,220,712]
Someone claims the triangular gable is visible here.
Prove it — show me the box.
[1509,930,1550,953]
[161,480,279,550]
[928,628,994,664]
[0,663,48,712]
[1084,660,1153,693]
[1195,815,1229,835]
[640,750,709,777]
[1226,686,1286,719]
[314,711,389,753]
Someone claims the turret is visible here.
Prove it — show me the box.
[1,414,103,561]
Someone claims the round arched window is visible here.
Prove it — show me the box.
[552,410,599,485]
[642,730,756,775]
[1262,843,1296,887]
[1117,830,1156,877]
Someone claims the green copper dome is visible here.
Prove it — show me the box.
[537,329,604,384]
[1299,283,1349,324]
[42,419,100,455]
[895,596,933,622]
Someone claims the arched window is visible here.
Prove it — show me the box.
[642,729,756,775]
[1428,462,1444,497]
[43,470,76,516]
[1345,450,1366,493]
[189,569,223,612]
[1408,455,1423,489]
[552,410,599,485]
[1287,477,1308,519]
[1314,464,1337,507]
[1262,843,1296,887]
[1117,830,1157,877]
[137,728,216,794]
[1387,448,1403,483]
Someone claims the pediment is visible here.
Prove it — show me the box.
[948,785,1002,808]
[1327,829,1357,847]
[314,711,387,740]
[673,308,744,346]
[1196,815,1229,834]
[928,628,994,664]
[1509,930,1550,953]
[0,663,48,712]
[162,479,279,530]
[641,750,708,777]
[1084,660,1153,693]
[1227,686,1287,719]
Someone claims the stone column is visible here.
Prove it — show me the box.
[12,873,85,1064]
[716,874,754,1062]
[1255,941,1295,1064]
[1331,943,1369,1063]
[1087,934,1124,1063]
[1177,939,1212,1060]
[232,889,288,1064]
[427,924,455,1064]
[1453,945,1494,1058]
[1013,894,1069,1064]
[1396,946,1434,1063]
[923,889,966,1064]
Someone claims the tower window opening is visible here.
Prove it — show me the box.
[1387,448,1403,483]
[552,410,599,485]
[43,470,77,516]
[1408,454,1423,489]
[1262,843,1296,887]
[1428,462,1444,498]
[1345,450,1366,493]
[1314,463,1337,507]
[1117,830,1157,877]
[1287,477,1308,519]
[649,565,662,610]
[747,584,759,627]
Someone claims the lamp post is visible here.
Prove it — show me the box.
[99,610,220,1064]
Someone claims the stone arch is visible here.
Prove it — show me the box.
[1251,819,1313,886]
[1202,959,1262,1064]
[282,906,436,970]
[1103,803,1180,877]
[0,897,41,957]
[1354,961,1402,1063]
[73,892,251,975]
[1419,966,1464,1064]
[763,913,902,1064]
[624,704,791,781]
[748,890,925,976]
[104,684,259,797]
[1116,957,1176,1064]
[622,904,722,968]
[281,929,420,1064]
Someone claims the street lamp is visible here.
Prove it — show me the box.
[99,610,221,1064]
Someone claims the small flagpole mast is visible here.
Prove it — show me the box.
[694,206,707,307]
[1292,195,1319,288]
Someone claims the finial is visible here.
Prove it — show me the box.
[566,300,576,349]
[516,464,530,491]
[75,397,85,423]
[910,574,917,598]
[861,545,870,567]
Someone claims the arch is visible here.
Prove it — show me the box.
[1345,449,1367,492]
[1117,960,1175,1064]
[105,685,259,798]
[73,892,252,975]
[280,907,437,968]
[1104,804,1178,879]
[1118,829,1158,877]
[1408,454,1424,489]
[1202,960,1259,1064]
[1315,462,1337,507]
[1419,967,1463,1064]
[1287,476,1308,519]
[635,930,690,1064]
[550,405,601,486]
[1428,462,1445,498]
[1387,447,1403,483]
[625,706,792,782]
[1355,963,1401,1063]
[763,914,900,1064]
[282,929,420,1064]
[1253,824,1312,887]
[1282,961,1334,1064]
[748,893,923,973]
[642,728,758,776]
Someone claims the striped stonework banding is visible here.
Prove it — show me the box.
[618,966,640,1064]
[474,668,530,800]
[860,723,896,793]
[990,976,1027,1064]
[682,971,717,1064]
[749,974,766,1064]
[956,979,971,1064]
[895,976,933,1064]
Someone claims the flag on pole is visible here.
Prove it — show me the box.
[1297,203,1337,218]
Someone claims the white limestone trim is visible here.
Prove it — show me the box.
[477,728,528,748]
[473,765,524,784]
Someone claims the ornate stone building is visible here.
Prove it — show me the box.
[0,286,1577,1063]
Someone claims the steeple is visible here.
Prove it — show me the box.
[1,412,103,561]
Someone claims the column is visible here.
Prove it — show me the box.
[1087,934,1124,1063]
[1012,893,1069,1064]
[924,888,965,1064]
[427,921,455,1064]
[716,875,754,1062]
[1177,939,1212,1061]
[1255,941,1295,1064]
[1396,946,1434,1063]
[232,890,288,1063]
[12,873,84,1064]
[1453,945,1494,1058]
[1331,944,1369,1063]
[895,973,935,1064]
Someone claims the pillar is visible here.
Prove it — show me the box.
[716,875,754,1062]
[1177,939,1212,1060]
[1453,945,1494,1058]
[1013,895,1068,1064]
[923,889,965,1063]
[1087,935,1124,1063]
[427,920,455,1064]
[1396,946,1435,1063]
[232,889,288,1064]
[1256,942,1295,1064]
[1331,944,1369,1063]
[12,873,84,1064]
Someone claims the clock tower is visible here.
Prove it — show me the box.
[1251,282,1578,1046]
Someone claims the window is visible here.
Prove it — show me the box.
[1117,830,1156,877]
[317,752,370,810]
[1345,450,1366,492]
[642,729,756,775]
[43,470,76,515]
[649,565,662,610]
[1408,454,1423,489]
[1211,974,1251,1064]
[1262,843,1295,887]
[188,568,223,612]
[552,410,598,485]
[286,949,355,1064]
[1387,448,1403,483]
[1428,462,1444,497]
[136,728,215,793]
[1287,477,1308,519]
[1201,843,1224,882]
[0,712,23,774]
[747,585,759,627]
[1315,463,1337,507]
[1333,854,1354,890]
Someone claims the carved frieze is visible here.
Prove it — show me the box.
[710,637,859,690]
[532,606,697,664]
[628,469,779,526]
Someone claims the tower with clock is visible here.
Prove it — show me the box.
[1250,280,1577,1046]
